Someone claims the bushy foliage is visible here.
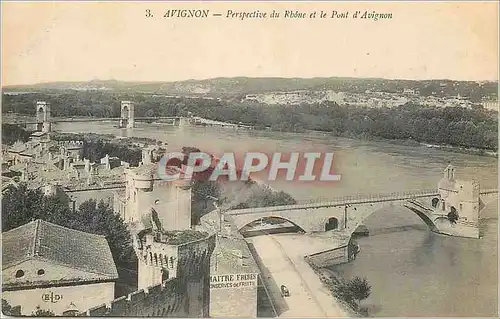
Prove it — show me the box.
[232,188,296,209]
[2,124,31,145]
[332,276,372,310]
[2,299,21,316]
[447,206,459,224]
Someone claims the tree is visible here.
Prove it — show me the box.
[2,299,21,316]
[191,180,221,225]
[2,124,31,145]
[348,276,372,304]
[332,276,371,309]
[1,184,69,232]
[232,186,297,209]
[447,206,459,224]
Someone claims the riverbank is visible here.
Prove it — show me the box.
[310,264,369,317]
[3,113,498,157]
[302,129,498,158]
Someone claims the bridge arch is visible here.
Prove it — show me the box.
[119,101,135,128]
[35,101,50,123]
[121,105,129,116]
[347,202,438,238]
[325,217,339,231]
[238,215,307,234]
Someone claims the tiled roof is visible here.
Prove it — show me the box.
[8,145,26,153]
[8,163,27,172]
[2,220,118,281]
[1,177,17,192]
[30,132,47,137]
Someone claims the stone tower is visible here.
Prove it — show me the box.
[122,165,192,230]
[35,101,51,133]
[132,229,215,317]
[119,101,135,128]
[437,164,480,237]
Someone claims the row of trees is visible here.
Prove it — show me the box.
[4,92,497,150]
[2,92,195,118]
[192,101,498,151]
[4,77,497,100]
[2,123,32,145]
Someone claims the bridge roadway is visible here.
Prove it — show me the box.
[7,117,183,125]
[248,233,349,317]
[229,189,441,216]
[228,189,498,216]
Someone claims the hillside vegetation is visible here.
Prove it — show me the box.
[3,77,498,101]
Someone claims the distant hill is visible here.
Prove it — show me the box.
[2,77,498,100]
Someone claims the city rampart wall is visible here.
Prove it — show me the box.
[81,234,216,317]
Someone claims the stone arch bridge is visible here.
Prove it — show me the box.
[227,188,498,240]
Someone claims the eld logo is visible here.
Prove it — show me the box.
[158,151,341,182]
[41,291,63,303]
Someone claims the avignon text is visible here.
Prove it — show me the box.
[163,9,210,18]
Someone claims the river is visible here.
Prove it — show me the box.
[53,121,498,317]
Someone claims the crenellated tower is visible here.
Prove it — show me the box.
[435,164,481,237]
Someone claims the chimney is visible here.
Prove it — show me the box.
[145,233,154,247]
[86,174,93,186]
[84,158,90,173]
[142,149,152,165]
[105,154,110,170]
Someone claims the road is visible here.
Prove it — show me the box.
[248,233,349,318]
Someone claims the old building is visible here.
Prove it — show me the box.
[199,210,260,317]
[434,164,481,238]
[80,228,216,317]
[79,147,217,317]
[113,158,191,229]
[2,220,119,316]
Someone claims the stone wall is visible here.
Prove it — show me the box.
[304,245,349,267]
[82,278,188,317]
[86,234,216,317]
[3,281,114,316]
[210,286,257,317]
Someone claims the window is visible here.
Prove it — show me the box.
[15,270,24,278]
[154,199,160,205]
[459,204,463,211]
[442,201,446,211]
[37,269,45,276]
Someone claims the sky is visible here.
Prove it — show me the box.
[1,1,498,86]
